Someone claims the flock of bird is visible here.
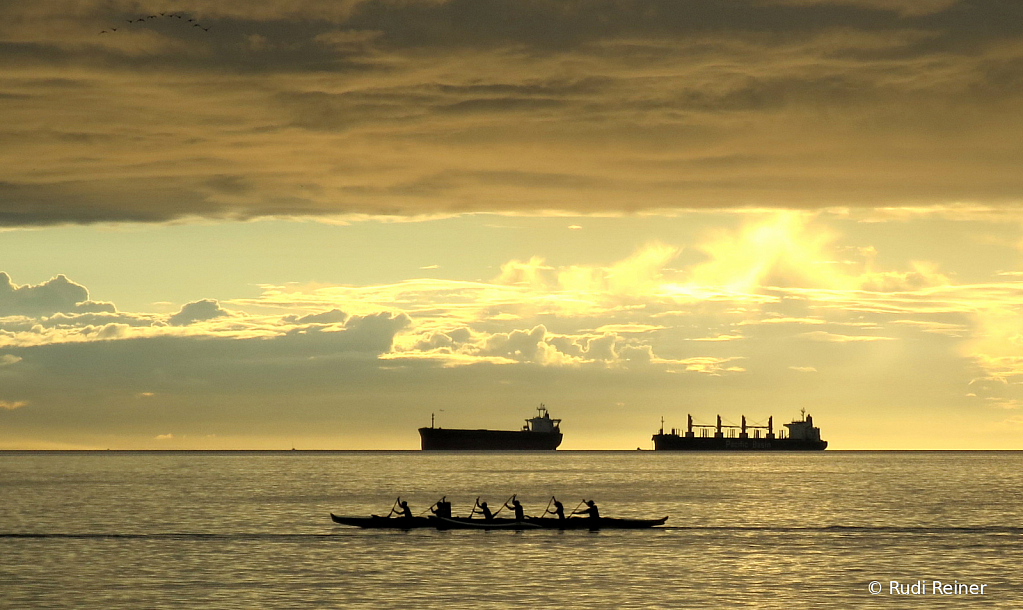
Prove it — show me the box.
[100,13,210,34]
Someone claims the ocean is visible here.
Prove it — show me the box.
[1,450,1020,609]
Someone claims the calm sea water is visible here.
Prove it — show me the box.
[1,451,1020,609]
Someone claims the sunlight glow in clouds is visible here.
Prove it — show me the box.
[2,0,1023,449]
[0,209,1020,447]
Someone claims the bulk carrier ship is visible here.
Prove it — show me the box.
[653,410,827,450]
[418,405,563,450]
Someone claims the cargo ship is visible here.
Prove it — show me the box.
[419,405,563,450]
[652,410,827,450]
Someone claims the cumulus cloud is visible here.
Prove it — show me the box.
[392,321,738,372]
[333,312,411,353]
[168,299,231,326]
[0,273,113,316]
[95,323,130,339]
[283,309,348,325]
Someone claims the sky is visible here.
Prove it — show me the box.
[1,0,1022,449]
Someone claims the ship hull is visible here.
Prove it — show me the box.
[652,434,827,451]
[419,427,563,450]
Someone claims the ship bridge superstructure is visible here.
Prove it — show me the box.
[783,409,822,441]
[524,405,561,434]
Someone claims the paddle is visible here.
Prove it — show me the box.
[418,496,445,517]
[568,499,586,519]
[491,494,515,518]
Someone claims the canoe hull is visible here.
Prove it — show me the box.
[330,513,668,530]
[435,516,543,530]
[433,516,668,529]
[521,516,668,529]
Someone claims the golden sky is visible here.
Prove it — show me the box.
[1,1,1022,448]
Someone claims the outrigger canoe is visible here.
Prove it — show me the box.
[330,513,668,530]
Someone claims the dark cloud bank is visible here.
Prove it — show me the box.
[1,0,1023,224]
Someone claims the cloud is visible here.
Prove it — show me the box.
[496,257,554,288]
[593,324,664,334]
[393,320,740,372]
[686,213,844,291]
[0,400,27,410]
[283,309,348,325]
[36,311,159,329]
[800,330,894,342]
[2,1,1023,225]
[333,311,411,352]
[168,299,231,326]
[789,366,818,373]
[739,317,825,326]
[95,323,129,339]
[493,244,680,306]
[858,262,950,292]
[763,0,959,17]
[0,273,113,316]
[890,319,967,336]
[669,356,746,375]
